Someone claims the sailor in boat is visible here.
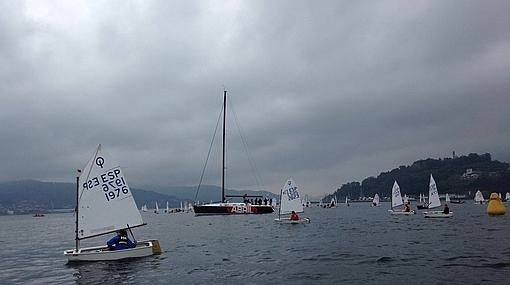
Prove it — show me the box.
[107,229,136,251]
[403,203,411,212]
[443,204,450,214]
[290,210,299,221]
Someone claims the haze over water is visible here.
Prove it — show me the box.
[0,203,508,284]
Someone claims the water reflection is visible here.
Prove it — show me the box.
[68,256,162,285]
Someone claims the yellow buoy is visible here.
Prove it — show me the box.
[487,192,506,216]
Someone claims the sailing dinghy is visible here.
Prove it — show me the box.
[64,144,161,262]
[423,174,453,218]
[274,177,310,224]
[372,194,380,207]
[474,190,485,204]
[388,181,415,215]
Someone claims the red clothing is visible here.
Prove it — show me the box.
[290,213,299,221]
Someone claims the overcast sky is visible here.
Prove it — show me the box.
[1,0,509,197]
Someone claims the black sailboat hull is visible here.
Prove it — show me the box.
[193,203,274,216]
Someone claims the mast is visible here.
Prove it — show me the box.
[222,90,226,203]
[75,173,80,251]
[278,187,283,220]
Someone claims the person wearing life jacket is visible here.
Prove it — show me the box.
[403,203,411,212]
[107,229,136,250]
[443,204,450,214]
[290,211,299,221]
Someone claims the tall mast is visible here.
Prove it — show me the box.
[75,174,80,251]
[278,187,282,220]
[222,90,226,203]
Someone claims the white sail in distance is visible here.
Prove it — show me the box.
[474,190,484,202]
[77,144,143,239]
[373,194,380,206]
[391,181,403,208]
[428,174,441,209]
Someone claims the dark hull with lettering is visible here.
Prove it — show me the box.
[193,203,274,216]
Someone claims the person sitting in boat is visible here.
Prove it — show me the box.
[290,211,299,221]
[107,229,136,250]
[403,203,411,212]
[443,204,450,214]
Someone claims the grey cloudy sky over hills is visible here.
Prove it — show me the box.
[1,1,509,196]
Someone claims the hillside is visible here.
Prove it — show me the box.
[326,153,510,201]
[0,180,278,215]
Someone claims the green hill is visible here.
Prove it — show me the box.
[326,153,510,201]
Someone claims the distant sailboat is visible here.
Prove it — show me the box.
[345,196,350,207]
[274,177,310,224]
[474,190,485,204]
[329,197,337,208]
[445,193,451,203]
[423,174,453,218]
[141,204,148,212]
[165,201,169,213]
[505,192,510,202]
[388,181,415,215]
[372,194,380,207]
[63,144,161,261]
[154,202,159,214]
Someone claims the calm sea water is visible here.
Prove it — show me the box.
[0,203,509,284]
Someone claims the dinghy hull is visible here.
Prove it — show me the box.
[64,239,161,262]
[193,203,274,216]
[423,211,453,218]
[388,210,416,215]
[274,217,311,224]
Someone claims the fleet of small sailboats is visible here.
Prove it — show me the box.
[64,144,161,262]
[59,142,486,263]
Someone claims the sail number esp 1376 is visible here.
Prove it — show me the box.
[83,168,130,202]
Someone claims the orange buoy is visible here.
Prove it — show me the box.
[487,192,506,216]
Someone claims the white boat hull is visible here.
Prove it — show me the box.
[64,239,161,262]
[423,211,453,218]
[388,209,416,215]
[274,217,311,224]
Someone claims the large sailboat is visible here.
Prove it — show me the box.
[193,91,274,216]
[64,144,161,262]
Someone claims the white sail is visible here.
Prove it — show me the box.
[155,202,159,213]
[506,192,510,201]
[474,190,484,203]
[445,193,451,203]
[329,197,336,208]
[428,174,441,209]
[280,177,303,215]
[345,196,349,205]
[391,181,403,208]
[166,201,169,213]
[141,204,148,212]
[77,144,143,239]
[373,194,380,206]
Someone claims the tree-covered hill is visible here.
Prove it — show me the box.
[326,153,510,201]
